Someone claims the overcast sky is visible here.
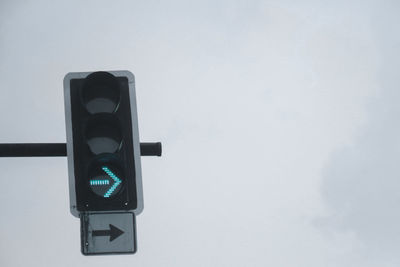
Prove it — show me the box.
[0,0,399,266]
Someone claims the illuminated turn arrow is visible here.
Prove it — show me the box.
[102,166,122,198]
[90,180,110,186]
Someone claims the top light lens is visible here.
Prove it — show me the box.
[81,72,120,114]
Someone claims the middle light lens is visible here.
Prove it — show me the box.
[85,115,122,155]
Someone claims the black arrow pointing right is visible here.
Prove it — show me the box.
[92,224,124,242]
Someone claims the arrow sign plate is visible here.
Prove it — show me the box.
[80,212,136,255]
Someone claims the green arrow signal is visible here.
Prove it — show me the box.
[102,166,122,198]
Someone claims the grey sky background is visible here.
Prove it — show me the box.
[0,0,399,266]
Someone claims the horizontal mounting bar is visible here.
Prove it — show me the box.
[0,142,162,157]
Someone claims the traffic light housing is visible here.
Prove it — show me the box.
[64,71,143,217]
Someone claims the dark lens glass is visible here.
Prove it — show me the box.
[85,115,122,155]
[81,72,120,114]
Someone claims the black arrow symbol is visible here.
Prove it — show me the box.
[92,224,124,242]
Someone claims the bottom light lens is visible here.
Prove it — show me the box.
[88,160,123,198]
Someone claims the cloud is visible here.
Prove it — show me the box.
[320,2,400,265]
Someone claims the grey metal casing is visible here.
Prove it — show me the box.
[63,70,143,217]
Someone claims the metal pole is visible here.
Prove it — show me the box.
[139,142,162,156]
[0,142,162,157]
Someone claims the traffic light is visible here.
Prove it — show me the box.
[63,71,143,217]
[0,70,159,255]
